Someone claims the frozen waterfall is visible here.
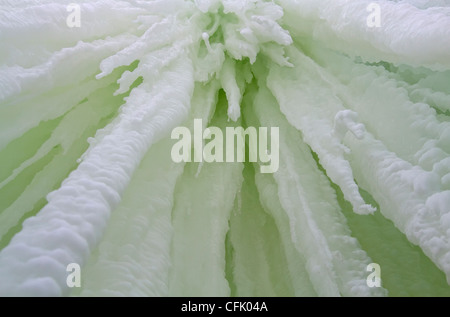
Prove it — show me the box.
[0,0,450,297]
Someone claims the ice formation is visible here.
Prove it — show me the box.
[0,0,449,296]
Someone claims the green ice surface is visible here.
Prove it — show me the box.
[227,161,295,297]
[1,5,450,295]
[340,188,450,297]
[309,149,450,297]
[0,63,141,251]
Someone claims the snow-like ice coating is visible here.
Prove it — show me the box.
[0,0,449,296]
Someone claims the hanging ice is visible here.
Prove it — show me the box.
[0,0,449,296]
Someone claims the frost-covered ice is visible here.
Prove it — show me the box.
[0,0,449,296]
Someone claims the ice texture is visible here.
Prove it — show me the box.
[0,0,449,296]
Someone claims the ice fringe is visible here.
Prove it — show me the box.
[0,0,449,296]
